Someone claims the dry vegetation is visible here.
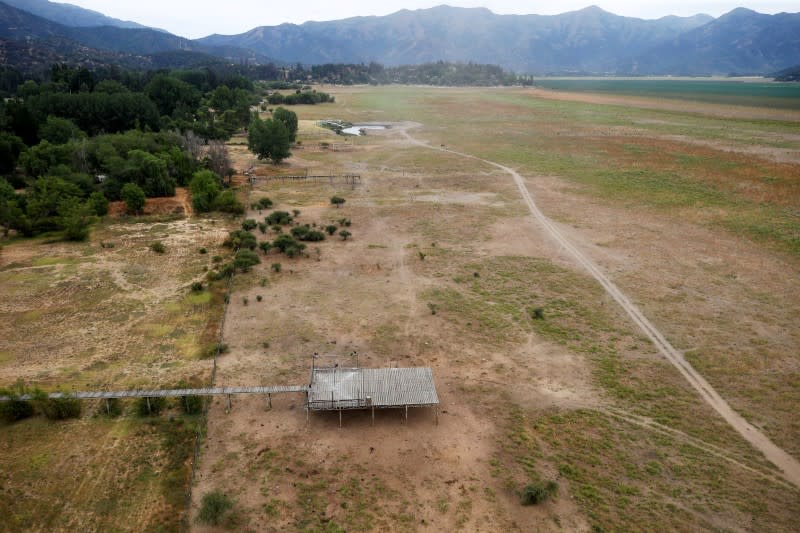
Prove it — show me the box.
[2,83,799,532]
[192,86,799,531]
[0,200,237,530]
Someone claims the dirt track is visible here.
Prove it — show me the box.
[403,126,800,488]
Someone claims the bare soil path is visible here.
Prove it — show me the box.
[403,126,800,488]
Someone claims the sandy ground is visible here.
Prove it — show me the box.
[191,128,594,531]
[191,94,800,531]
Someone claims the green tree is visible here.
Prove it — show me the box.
[272,107,298,142]
[87,191,109,216]
[233,249,261,272]
[39,116,85,145]
[126,149,175,197]
[144,74,201,118]
[189,170,221,213]
[211,190,244,214]
[58,197,93,241]
[0,132,25,175]
[330,196,346,208]
[121,182,146,214]
[25,175,84,233]
[248,117,291,164]
[339,230,352,240]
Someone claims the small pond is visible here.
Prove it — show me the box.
[341,124,388,136]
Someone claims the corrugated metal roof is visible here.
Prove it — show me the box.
[307,367,439,411]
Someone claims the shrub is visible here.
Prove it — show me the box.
[257,197,273,209]
[339,230,352,241]
[242,219,257,231]
[291,225,325,242]
[272,234,305,255]
[529,307,545,320]
[121,182,146,214]
[292,209,300,217]
[256,295,263,302]
[212,255,223,263]
[271,263,282,273]
[197,490,234,526]
[136,396,166,416]
[190,170,222,213]
[234,249,261,272]
[211,190,244,214]
[428,303,438,315]
[243,297,249,306]
[265,210,292,226]
[259,241,273,254]
[338,218,351,227]
[88,191,109,216]
[32,390,82,420]
[0,389,34,422]
[325,224,338,235]
[199,247,207,254]
[224,230,257,250]
[191,281,204,292]
[521,481,558,505]
[150,241,166,254]
[330,196,346,208]
[258,222,268,234]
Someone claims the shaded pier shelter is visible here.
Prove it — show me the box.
[307,358,439,426]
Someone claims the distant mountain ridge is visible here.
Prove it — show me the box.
[628,8,800,75]
[2,0,155,30]
[197,5,718,74]
[197,4,800,75]
[1,2,799,76]
[0,1,275,72]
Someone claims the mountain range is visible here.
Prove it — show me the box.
[2,1,799,76]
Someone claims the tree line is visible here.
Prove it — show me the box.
[0,65,265,239]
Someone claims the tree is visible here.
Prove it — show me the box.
[121,183,146,214]
[211,190,244,214]
[58,197,93,241]
[205,141,232,180]
[189,170,221,213]
[0,133,25,175]
[339,230,352,240]
[25,176,84,233]
[272,234,305,257]
[248,117,291,164]
[39,116,85,145]
[87,191,109,216]
[272,107,298,142]
[126,150,175,197]
[144,74,201,118]
[325,224,338,235]
[234,249,261,272]
[330,196,346,208]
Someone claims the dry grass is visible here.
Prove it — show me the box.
[193,85,800,532]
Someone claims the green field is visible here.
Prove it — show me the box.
[535,78,800,108]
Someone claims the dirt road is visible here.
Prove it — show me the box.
[403,127,800,488]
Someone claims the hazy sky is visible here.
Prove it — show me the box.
[58,1,800,39]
